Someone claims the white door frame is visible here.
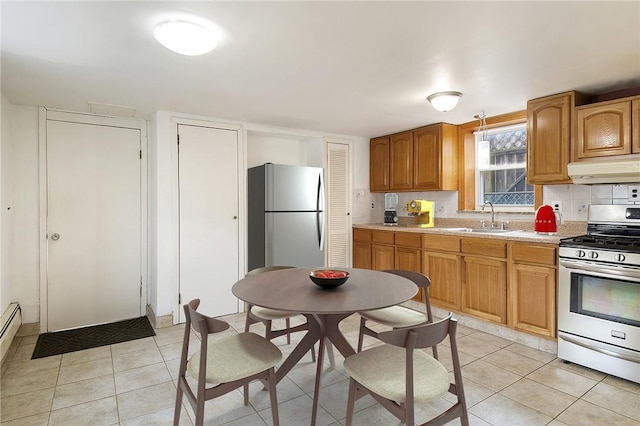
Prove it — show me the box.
[170,117,245,324]
[38,107,148,333]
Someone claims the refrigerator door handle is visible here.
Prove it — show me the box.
[317,172,325,250]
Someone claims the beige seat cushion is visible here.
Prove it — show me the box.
[343,344,449,403]
[187,332,282,383]
[360,306,426,328]
[251,306,300,321]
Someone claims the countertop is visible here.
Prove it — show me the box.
[353,220,587,244]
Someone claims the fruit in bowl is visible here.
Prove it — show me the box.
[309,269,350,289]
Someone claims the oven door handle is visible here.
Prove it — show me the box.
[560,259,640,279]
[559,334,640,364]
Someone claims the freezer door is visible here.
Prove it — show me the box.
[266,164,324,212]
[266,212,325,267]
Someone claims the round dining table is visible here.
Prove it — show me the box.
[232,267,417,425]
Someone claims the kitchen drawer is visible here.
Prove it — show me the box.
[372,230,395,245]
[462,238,507,258]
[512,243,557,266]
[353,228,372,242]
[422,234,461,252]
[395,232,421,248]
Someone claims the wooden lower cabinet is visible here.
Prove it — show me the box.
[509,243,557,338]
[372,243,395,270]
[352,228,558,339]
[422,234,461,310]
[423,251,461,310]
[353,241,372,269]
[395,232,422,301]
[353,229,372,269]
[462,256,507,323]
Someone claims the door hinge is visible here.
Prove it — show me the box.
[140,277,142,297]
[178,293,181,305]
[177,134,180,145]
[139,150,142,159]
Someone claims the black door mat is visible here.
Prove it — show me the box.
[32,316,155,359]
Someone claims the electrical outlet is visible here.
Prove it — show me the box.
[628,185,640,203]
[550,201,562,212]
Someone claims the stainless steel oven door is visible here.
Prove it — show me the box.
[558,258,640,353]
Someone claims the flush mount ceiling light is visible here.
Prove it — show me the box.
[427,91,463,112]
[153,20,218,56]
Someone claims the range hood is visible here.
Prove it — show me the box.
[568,158,640,184]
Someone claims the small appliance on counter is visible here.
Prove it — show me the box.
[534,204,562,234]
[383,193,399,226]
[406,200,435,227]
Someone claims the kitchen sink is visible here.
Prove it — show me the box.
[437,227,520,234]
[468,228,520,234]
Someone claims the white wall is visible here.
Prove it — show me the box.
[247,132,322,168]
[350,133,373,224]
[1,94,13,315]
[1,103,40,322]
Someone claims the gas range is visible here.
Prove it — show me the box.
[559,205,640,267]
[557,204,640,384]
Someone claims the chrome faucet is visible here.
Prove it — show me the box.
[481,201,495,229]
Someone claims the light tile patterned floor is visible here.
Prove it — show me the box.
[2,312,640,425]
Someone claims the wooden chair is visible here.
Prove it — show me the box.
[357,269,437,358]
[174,299,281,426]
[244,266,335,366]
[344,313,468,426]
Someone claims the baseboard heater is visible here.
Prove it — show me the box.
[0,303,22,365]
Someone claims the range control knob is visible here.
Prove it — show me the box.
[614,253,626,262]
[575,250,586,258]
[588,251,599,259]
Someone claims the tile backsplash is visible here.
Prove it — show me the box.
[354,183,640,225]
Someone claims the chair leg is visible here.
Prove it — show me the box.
[243,383,249,406]
[405,400,414,426]
[244,313,251,333]
[356,317,367,352]
[326,342,336,369]
[285,318,291,344]
[195,397,205,426]
[267,367,280,426]
[173,383,183,426]
[345,379,357,426]
[310,343,316,362]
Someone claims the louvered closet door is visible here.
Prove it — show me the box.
[326,141,351,267]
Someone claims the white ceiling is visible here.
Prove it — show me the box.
[2,1,639,138]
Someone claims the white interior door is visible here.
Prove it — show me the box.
[326,140,351,267]
[47,119,142,331]
[178,124,239,320]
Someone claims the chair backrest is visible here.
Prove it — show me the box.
[184,299,230,336]
[383,269,431,289]
[378,313,454,350]
[246,265,295,277]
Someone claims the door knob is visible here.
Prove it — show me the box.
[50,233,60,241]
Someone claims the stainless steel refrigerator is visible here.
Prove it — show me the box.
[248,163,325,271]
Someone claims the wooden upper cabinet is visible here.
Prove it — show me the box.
[633,98,640,154]
[527,92,577,184]
[370,136,390,192]
[390,131,414,190]
[575,99,632,159]
[414,124,458,190]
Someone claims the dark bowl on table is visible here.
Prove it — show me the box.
[309,270,350,289]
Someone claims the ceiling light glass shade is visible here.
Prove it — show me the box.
[153,20,218,56]
[427,91,463,112]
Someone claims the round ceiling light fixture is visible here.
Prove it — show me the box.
[427,91,463,112]
[153,20,218,56]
